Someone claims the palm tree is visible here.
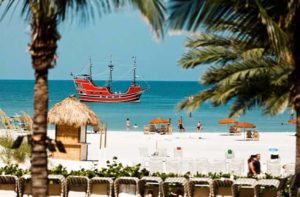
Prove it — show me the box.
[1,1,165,196]
[178,33,292,116]
[168,0,300,174]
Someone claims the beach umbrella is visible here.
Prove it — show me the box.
[235,122,256,128]
[149,117,169,124]
[218,118,237,125]
[235,122,256,139]
[288,119,296,124]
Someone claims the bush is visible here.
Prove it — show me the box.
[0,135,31,164]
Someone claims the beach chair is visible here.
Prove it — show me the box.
[252,131,259,141]
[89,177,113,197]
[144,126,150,134]
[165,159,182,175]
[149,125,157,133]
[18,175,32,197]
[19,174,65,197]
[114,177,139,197]
[254,179,280,197]
[232,178,256,197]
[158,147,168,157]
[246,131,253,140]
[229,126,241,135]
[65,176,89,197]
[48,175,65,197]
[212,179,234,197]
[148,158,164,174]
[139,177,163,197]
[188,178,212,197]
[228,159,244,176]
[208,160,226,174]
[162,177,188,197]
[160,125,167,134]
[283,163,295,176]
[266,160,281,177]
[194,158,209,174]
[0,175,18,196]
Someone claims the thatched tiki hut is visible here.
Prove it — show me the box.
[48,95,100,160]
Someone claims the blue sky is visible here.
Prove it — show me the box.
[0,7,205,81]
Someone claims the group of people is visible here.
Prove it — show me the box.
[126,117,203,133]
[248,154,261,176]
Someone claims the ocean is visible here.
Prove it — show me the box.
[0,80,294,132]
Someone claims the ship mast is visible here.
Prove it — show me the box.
[132,56,137,86]
[89,57,93,80]
[107,57,114,88]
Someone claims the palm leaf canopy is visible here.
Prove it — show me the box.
[48,95,100,127]
[168,0,293,63]
[1,0,165,38]
[177,32,293,117]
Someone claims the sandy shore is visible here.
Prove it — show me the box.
[0,129,295,174]
[48,130,295,172]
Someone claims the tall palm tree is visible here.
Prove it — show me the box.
[168,0,300,174]
[1,1,165,196]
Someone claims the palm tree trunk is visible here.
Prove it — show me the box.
[292,4,300,175]
[31,69,49,197]
[29,16,59,197]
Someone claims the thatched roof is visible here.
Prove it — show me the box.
[48,95,100,127]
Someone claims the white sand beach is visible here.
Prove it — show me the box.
[0,129,295,175]
[45,130,295,175]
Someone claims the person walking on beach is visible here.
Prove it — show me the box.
[253,154,261,174]
[126,118,130,130]
[196,121,202,132]
[248,154,261,176]
[247,155,256,176]
[178,116,185,133]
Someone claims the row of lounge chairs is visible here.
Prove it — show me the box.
[0,175,289,197]
[144,125,172,135]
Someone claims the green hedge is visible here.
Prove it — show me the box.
[0,157,291,196]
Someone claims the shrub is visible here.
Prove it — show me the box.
[0,135,31,164]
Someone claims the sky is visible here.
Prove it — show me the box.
[0,6,205,81]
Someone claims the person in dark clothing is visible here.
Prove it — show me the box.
[248,155,256,176]
[253,154,261,174]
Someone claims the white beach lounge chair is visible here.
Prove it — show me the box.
[0,175,18,197]
[212,179,234,197]
[148,158,164,174]
[48,175,65,197]
[188,177,212,197]
[114,177,139,197]
[139,177,163,197]
[267,160,281,177]
[18,175,32,197]
[165,159,181,175]
[232,178,256,197]
[89,177,113,197]
[208,160,226,174]
[65,176,89,197]
[254,179,281,197]
[162,177,188,197]
[228,159,244,176]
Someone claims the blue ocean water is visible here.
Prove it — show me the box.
[0,80,294,132]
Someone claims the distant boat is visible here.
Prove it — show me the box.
[72,57,144,102]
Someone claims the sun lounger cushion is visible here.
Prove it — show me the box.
[90,194,109,197]
[193,187,210,197]
[68,191,87,197]
[0,190,17,197]
[90,184,109,197]
[118,184,136,197]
